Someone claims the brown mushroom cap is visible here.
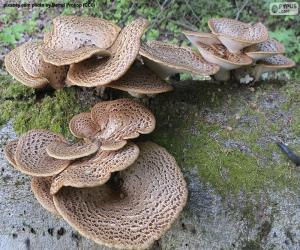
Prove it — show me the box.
[139,40,220,78]
[4,139,19,168]
[196,43,252,70]
[69,112,99,139]
[182,30,221,46]
[208,18,268,53]
[39,16,120,66]
[244,38,285,60]
[50,142,139,195]
[4,46,49,89]
[15,129,70,177]
[108,63,173,95]
[66,18,149,87]
[53,142,188,249]
[31,177,60,216]
[19,41,68,89]
[46,141,99,160]
[91,99,156,150]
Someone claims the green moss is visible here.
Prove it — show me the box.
[0,75,89,138]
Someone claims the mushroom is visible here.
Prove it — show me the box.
[107,63,173,98]
[46,141,99,160]
[53,142,188,250]
[4,139,19,168]
[69,112,100,140]
[208,18,268,53]
[4,46,49,89]
[50,142,139,194]
[15,129,70,176]
[66,18,149,87]
[39,16,120,66]
[182,30,221,46]
[253,54,295,81]
[19,41,69,89]
[91,99,156,150]
[195,43,252,81]
[139,40,220,80]
[31,177,60,216]
[244,38,285,61]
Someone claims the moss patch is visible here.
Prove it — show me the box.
[148,80,300,196]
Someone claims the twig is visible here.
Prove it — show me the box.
[235,0,249,20]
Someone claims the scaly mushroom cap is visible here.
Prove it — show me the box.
[139,41,220,78]
[244,38,285,60]
[53,142,188,250]
[182,30,221,46]
[91,99,156,150]
[4,139,19,168]
[208,18,268,53]
[108,63,173,95]
[50,142,139,195]
[4,46,49,89]
[19,41,68,89]
[31,177,60,216]
[39,16,120,66]
[15,129,70,177]
[69,112,99,139]
[196,43,252,70]
[46,141,99,160]
[66,18,149,87]
[254,55,295,80]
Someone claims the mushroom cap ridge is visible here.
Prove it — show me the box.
[53,141,188,250]
[4,139,19,168]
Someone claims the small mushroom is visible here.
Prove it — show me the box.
[39,16,120,66]
[91,99,156,150]
[182,30,221,46]
[196,43,252,81]
[69,112,100,140]
[46,141,99,160]
[208,18,268,53]
[4,46,49,89]
[139,40,220,80]
[50,142,139,194]
[14,129,70,177]
[66,18,149,87]
[4,139,19,168]
[107,63,173,98]
[244,38,285,61]
[19,41,69,89]
[253,54,295,81]
[53,142,188,250]
[31,177,60,216]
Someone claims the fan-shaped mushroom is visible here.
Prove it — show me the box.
[53,142,188,250]
[69,112,99,140]
[66,18,149,87]
[108,63,173,98]
[46,141,99,160]
[244,38,285,61]
[196,43,252,81]
[39,16,120,66]
[4,46,49,89]
[139,40,220,80]
[254,54,295,81]
[182,30,221,46]
[91,99,156,150]
[208,18,268,53]
[4,139,19,168]
[50,142,139,194]
[31,177,60,216]
[15,129,70,176]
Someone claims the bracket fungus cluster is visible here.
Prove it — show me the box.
[183,17,295,83]
[4,98,188,249]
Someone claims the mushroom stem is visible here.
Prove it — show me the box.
[142,57,178,80]
[213,68,230,81]
[95,86,106,97]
